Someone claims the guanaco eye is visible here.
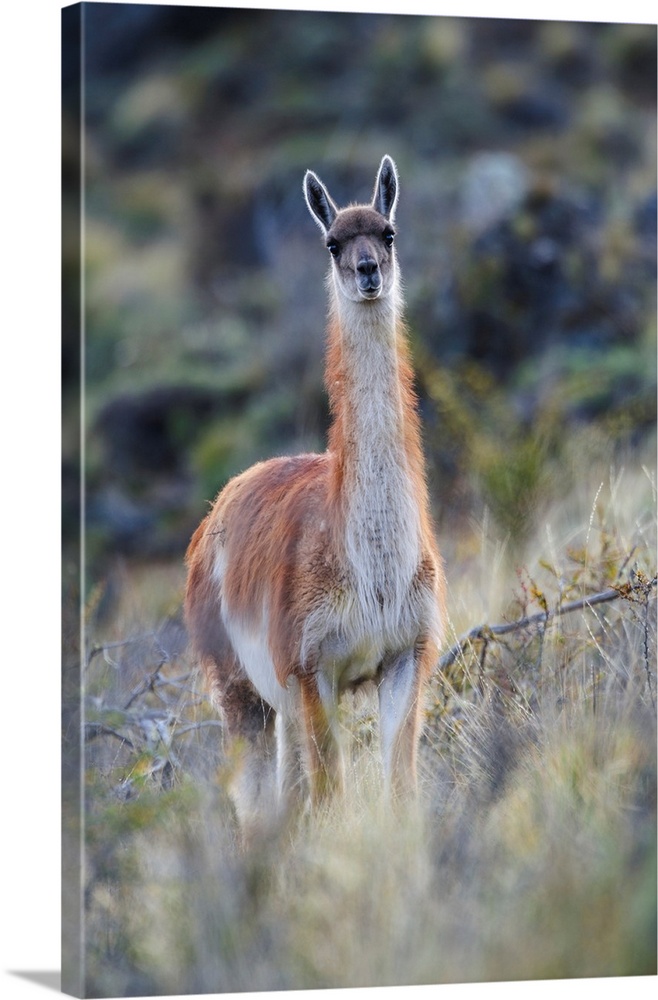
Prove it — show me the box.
[384,231,395,248]
[327,240,339,257]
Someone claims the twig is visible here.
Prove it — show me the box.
[629,572,658,711]
[476,637,489,698]
[85,723,135,749]
[438,582,655,673]
[123,660,166,711]
[85,631,159,669]
[171,720,225,736]
[643,598,656,711]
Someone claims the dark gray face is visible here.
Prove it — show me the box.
[325,207,397,302]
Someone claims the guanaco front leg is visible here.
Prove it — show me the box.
[225,715,278,849]
[299,675,345,804]
[377,647,426,799]
[275,709,306,810]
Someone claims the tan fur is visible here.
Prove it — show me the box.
[185,156,445,838]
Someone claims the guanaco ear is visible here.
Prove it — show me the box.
[372,155,399,222]
[304,170,338,233]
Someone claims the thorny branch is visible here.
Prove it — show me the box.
[438,576,657,674]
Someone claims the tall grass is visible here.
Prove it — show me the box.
[81,452,656,997]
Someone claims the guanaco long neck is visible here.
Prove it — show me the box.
[325,290,428,606]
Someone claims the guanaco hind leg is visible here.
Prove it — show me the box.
[204,654,278,841]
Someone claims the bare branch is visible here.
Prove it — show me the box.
[85,631,159,670]
[85,723,135,749]
[123,660,166,711]
[171,720,224,737]
[438,580,656,673]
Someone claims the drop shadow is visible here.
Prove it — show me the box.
[9,972,61,993]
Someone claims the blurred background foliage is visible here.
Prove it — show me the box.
[62,3,656,596]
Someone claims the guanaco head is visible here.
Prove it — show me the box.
[304,155,399,303]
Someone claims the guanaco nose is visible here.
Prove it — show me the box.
[357,257,378,276]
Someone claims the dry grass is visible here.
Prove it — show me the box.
[79,450,657,997]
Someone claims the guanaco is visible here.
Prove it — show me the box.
[184,156,445,838]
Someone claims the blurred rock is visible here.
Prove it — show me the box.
[460,152,530,234]
[95,384,249,480]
